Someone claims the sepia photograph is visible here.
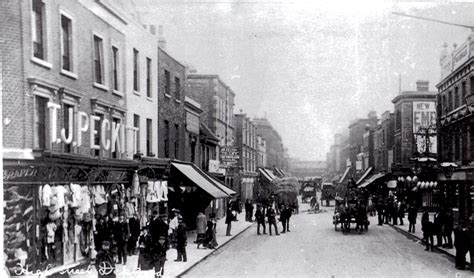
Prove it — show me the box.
[1,0,474,277]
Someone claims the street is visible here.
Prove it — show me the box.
[184,208,464,277]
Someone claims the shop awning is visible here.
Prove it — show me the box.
[358,172,387,188]
[356,167,373,185]
[259,168,274,182]
[208,174,237,196]
[339,167,351,184]
[171,162,228,199]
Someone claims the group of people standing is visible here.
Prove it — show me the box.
[254,203,294,236]
[375,197,406,226]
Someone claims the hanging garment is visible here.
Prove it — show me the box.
[79,186,91,215]
[48,196,61,220]
[46,222,57,244]
[42,184,52,207]
[146,181,159,203]
[70,183,82,208]
[74,224,82,244]
[159,180,169,201]
[124,202,136,219]
[38,186,43,207]
[109,183,121,197]
[93,185,107,205]
[55,185,67,208]
[132,172,140,196]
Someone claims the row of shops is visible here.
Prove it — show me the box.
[3,152,235,276]
[333,163,471,226]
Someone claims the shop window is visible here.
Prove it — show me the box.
[60,13,73,72]
[133,49,139,92]
[146,57,152,97]
[32,0,47,60]
[164,120,169,158]
[112,46,119,91]
[146,118,152,156]
[164,69,170,95]
[174,124,179,159]
[93,35,104,85]
[134,114,140,154]
[34,95,49,149]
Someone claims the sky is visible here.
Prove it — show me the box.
[134,0,474,161]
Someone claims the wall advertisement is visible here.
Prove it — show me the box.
[413,101,437,155]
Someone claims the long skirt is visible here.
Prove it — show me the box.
[137,249,153,271]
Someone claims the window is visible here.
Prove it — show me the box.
[164,120,170,158]
[146,58,152,97]
[60,14,72,72]
[133,49,139,92]
[63,103,73,153]
[32,0,46,60]
[442,95,447,115]
[34,95,49,149]
[448,91,453,111]
[93,35,104,84]
[94,114,104,157]
[112,46,119,91]
[146,118,152,156]
[134,114,140,154]
[174,77,181,99]
[164,70,170,95]
[462,82,466,105]
[454,87,459,109]
[190,136,196,163]
[174,124,179,159]
[112,117,121,158]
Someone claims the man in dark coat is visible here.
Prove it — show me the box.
[266,206,279,236]
[408,205,417,233]
[398,202,406,226]
[127,214,140,255]
[376,199,384,226]
[153,235,168,276]
[443,211,454,249]
[421,210,434,251]
[454,221,470,270]
[225,205,233,236]
[149,212,169,246]
[114,214,129,264]
[95,240,116,278]
[255,205,266,235]
[434,210,444,247]
[175,217,187,262]
[280,205,289,233]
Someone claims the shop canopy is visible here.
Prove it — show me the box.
[171,162,229,199]
[207,174,237,196]
[339,166,351,184]
[259,168,274,182]
[356,167,373,185]
[358,172,387,188]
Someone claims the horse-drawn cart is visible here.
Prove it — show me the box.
[333,197,369,233]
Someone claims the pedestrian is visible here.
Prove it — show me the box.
[407,204,417,233]
[280,205,288,233]
[454,221,470,270]
[391,201,398,225]
[245,200,252,222]
[153,235,168,277]
[168,209,180,249]
[113,214,129,265]
[376,199,384,226]
[434,209,444,247]
[195,211,207,249]
[384,200,390,224]
[203,214,218,249]
[95,240,116,278]
[443,210,454,249]
[175,216,187,262]
[127,213,140,255]
[255,205,266,235]
[149,212,169,249]
[398,201,405,226]
[421,210,434,251]
[225,204,233,236]
[286,205,293,232]
[137,227,153,271]
[249,200,254,221]
[266,206,279,236]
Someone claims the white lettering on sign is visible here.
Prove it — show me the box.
[413,101,437,154]
[47,102,132,154]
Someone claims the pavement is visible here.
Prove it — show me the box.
[185,206,469,277]
[70,212,253,278]
[382,212,470,264]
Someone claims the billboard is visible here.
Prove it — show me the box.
[413,101,437,154]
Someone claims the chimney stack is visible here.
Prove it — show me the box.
[158,25,166,49]
[416,80,429,91]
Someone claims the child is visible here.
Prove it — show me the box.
[175,216,187,262]
[153,235,168,277]
[95,240,116,278]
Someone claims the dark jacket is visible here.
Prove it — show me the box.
[176,223,187,247]
[408,207,417,223]
[128,217,141,238]
[444,213,454,234]
[149,217,168,241]
[433,213,444,234]
[255,209,265,223]
[225,208,234,224]
[95,250,116,278]
[138,234,154,271]
[266,208,277,223]
[114,221,129,243]
[454,225,470,250]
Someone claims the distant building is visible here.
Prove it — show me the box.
[253,117,287,171]
[256,136,267,168]
[289,158,326,178]
[348,111,378,174]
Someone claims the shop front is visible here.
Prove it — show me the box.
[4,152,137,277]
[438,167,473,225]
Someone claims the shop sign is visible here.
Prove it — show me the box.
[208,159,220,173]
[220,146,239,164]
[186,112,200,134]
[47,102,136,153]
[413,102,437,154]
[4,167,38,181]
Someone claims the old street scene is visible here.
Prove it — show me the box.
[3,0,474,277]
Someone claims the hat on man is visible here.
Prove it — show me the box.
[158,235,166,240]
[102,240,111,246]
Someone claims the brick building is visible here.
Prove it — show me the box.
[157,47,186,160]
[253,117,287,170]
[348,112,378,174]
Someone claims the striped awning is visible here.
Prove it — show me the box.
[356,167,373,185]
[339,167,351,184]
[358,173,387,188]
[259,168,274,182]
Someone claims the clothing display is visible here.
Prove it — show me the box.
[92,185,107,205]
[46,222,57,244]
[70,183,82,208]
[42,184,52,207]
[146,181,159,203]
[53,185,68,208]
